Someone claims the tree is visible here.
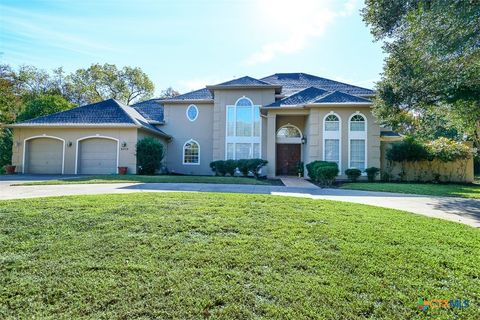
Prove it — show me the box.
[159,86,180,99]
[17,94,74,122]
[67,63,154,105]
[362,1,480,150]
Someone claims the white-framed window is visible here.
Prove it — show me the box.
[183,139,200,165]
[323,112,341,172]
[348,112,367,171]
[186,104,199,122]
[225,96,261,159]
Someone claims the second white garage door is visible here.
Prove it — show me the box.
[78,138,118,174]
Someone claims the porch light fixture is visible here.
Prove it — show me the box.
[121,141,127,148]
[67,141,73,147]
[301,136,307,144]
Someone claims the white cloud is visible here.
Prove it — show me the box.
[244,0,359,65]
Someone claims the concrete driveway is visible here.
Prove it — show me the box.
[1,175,479,227]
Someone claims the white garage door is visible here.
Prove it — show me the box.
[26,138,63,174]
[78,138,117,174]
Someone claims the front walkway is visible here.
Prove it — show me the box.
[1,177,479,227]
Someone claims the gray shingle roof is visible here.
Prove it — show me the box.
[167,88,213,101]
[16,99,169,137]
[261,73,374,96]
[214,76,273,86]
[267,87,329,107]
[313,91,372,104]
[132,99,164,122]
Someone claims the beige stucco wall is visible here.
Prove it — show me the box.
[161,102,214,175]
[12,127,140,174]
[212,89,276,161]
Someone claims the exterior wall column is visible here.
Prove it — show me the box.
[266,113,276,177]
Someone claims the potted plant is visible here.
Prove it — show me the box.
[118,166,128,175]
[4,165,16,174]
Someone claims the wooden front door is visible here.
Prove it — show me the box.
[276,144,301,175]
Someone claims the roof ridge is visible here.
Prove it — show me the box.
[113,99,148,126]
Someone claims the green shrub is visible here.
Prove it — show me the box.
[136,137,165,175]
[224,160,238,176]
[296,161,304,176]
[386,137,430,163]
[209,160,227,176]
[247,159,268,178]
[237,159,250,176]
[345,168,362,182]
[426,137,475,162]
[306,161,339,186]
[365,167,380,182]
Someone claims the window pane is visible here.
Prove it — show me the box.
[325,139,339,165]
[350,115,365,131]
[227,143,234,160]
[277,126,301,138]
[227,107,235,136]
[236,106,252,136]
[187,105,198,121]
[325,121,339,131]
[253,143,260,158]
[235,143,251,159]
[184,141,199,164]
[253,106,260,137]
[350,139,365,170]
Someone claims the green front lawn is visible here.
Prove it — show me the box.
[340,182,480,199]
[16,174,282,186]
[1,193,479,319]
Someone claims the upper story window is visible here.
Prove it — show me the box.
[226,96,261,159]
[186,105,198,122]
[350,114,366,131]
[183,139,200,165]
[325,114,340,131]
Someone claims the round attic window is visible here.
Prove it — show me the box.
[186,105,198,121]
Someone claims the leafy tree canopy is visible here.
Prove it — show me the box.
[362,1,480,149]
[17,94,74,122]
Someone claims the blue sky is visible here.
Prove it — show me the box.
[0,0,385,95]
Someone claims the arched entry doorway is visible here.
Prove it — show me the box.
[276,124,302,175]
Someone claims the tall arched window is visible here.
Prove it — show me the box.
[348,113,367,171]
[183,139,200,165]
[226,96,261,159]
[323,113,341,171]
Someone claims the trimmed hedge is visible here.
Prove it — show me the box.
[136,137,165,175]
[306,161,339,186]
[345,168,362,182]
[365,167,380,182]
[209,159,268,178]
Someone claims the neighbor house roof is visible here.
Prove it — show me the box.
[10,99,170,138]
[261,73,375,96]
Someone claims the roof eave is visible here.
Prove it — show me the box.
[307,102,373,107]
[159,99,214,104]
[4,123,139,128]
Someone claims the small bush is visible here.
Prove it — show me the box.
[136,137,165,175]
[345,168,362,182]
[247,159,268,178]
[306,161,339,186]
[296,161,304,176]
[426,137,475,162]
[237,159,250,176]
[224,160,238,176]
[365,167,380,182]
[210,160,226,176]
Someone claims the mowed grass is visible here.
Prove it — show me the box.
[340,182,480,199]
[1,193,479,319]
[16,174,282,186]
